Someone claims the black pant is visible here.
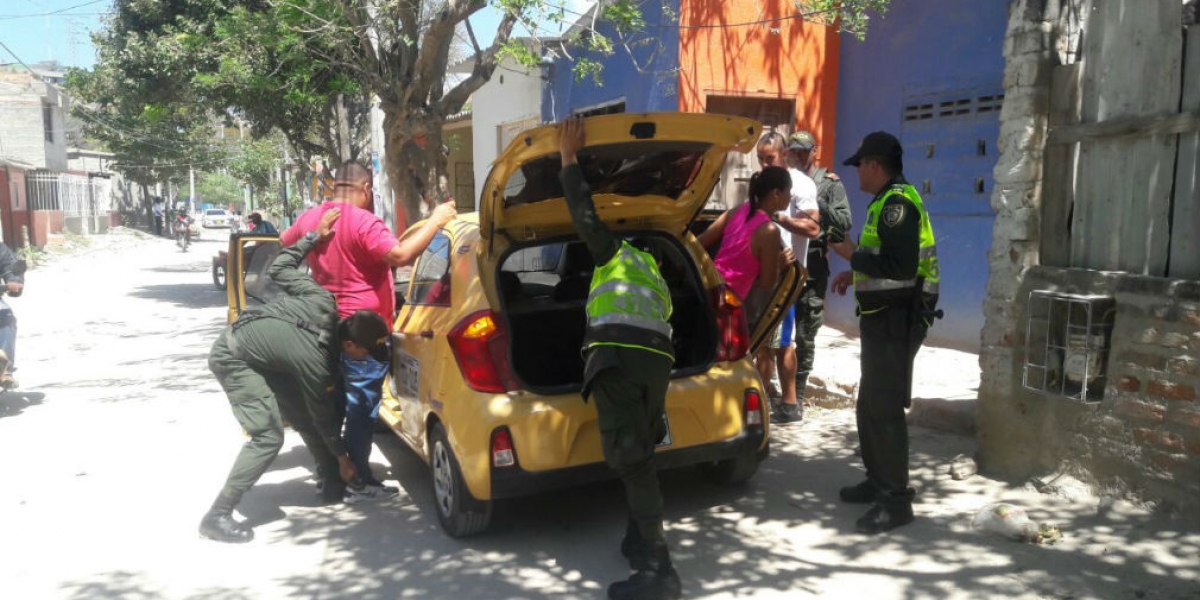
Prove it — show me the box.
[856,307,925,498]
[208,329,340,512]
[153,215,164,236]
[589,347,673,545]
[793,273,827,397]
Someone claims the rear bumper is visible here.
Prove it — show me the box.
[489,426,766,500]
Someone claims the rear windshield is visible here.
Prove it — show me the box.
[502,141,711,207]
[206,209,227,215]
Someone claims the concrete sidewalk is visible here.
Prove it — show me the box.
[803,325,981,435]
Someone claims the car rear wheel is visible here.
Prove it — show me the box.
[698,449,760,486]
[212,262,227,290]
[429,423,492,537]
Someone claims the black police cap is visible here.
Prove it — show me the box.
[843,131,903,167]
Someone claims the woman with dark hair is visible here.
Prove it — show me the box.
[697,165,795,300]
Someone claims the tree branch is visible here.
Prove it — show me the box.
[436,10,519,118]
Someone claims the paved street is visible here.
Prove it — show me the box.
[0,229,1197,600]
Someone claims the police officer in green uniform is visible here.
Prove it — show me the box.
[786,131,853,407]
[558,117,681,600]
[200,208,361,543]
[830,132,939,534]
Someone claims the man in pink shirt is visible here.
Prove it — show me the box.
[282,161,456,501]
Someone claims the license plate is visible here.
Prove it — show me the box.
[656,413,672,448]
[397,352,419,396]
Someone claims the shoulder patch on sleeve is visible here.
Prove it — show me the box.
[826,172,839,181]
[882,204,906,227]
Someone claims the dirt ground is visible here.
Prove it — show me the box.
[0,228,1196,600]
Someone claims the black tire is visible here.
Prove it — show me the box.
[429,423,492,537]
[212,262,227,290]
[698,449,761,486]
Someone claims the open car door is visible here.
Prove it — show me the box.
[224,232,288,323]
[744,265,806,355]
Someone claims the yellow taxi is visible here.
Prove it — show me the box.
[224,114,802,537]
[381,113,802,536]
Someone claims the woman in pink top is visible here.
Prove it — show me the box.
[698,166,794,300]
[699,166,795,424]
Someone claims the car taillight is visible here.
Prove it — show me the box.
[491,428,515,468]
[744,388,763,427]
[712,285,749,362]
[447,310,519,393]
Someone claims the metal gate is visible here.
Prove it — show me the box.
[26,170,113,236]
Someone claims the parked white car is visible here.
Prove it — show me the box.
[202,208,231,228]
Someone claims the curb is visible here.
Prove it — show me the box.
[802,377,978,437]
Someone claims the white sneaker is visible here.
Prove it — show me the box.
[344,483,399,505]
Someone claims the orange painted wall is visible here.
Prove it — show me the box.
[678,1,842,168]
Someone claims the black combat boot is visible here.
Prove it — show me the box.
[855,487,915,534]
[199,509,254,543]
[608,543,681,600]
[620,518,652,571]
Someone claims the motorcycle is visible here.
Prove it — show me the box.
[173,213,195,252]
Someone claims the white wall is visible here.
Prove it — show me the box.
[470,59,543,204]
[0,76,68,170]
[42,83,68,171]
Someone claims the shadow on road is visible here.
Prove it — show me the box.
[0,390,45,418]
[130,283,226,309]
[55,420,1200,600]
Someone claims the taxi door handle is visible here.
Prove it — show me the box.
[419,330,434,339]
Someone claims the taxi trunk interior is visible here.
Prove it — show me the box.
[499,235,717,393]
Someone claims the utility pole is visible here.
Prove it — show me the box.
[280,143,290,223]
[189,166,195,214]
[240,119,251,212]
[336,94,351,162]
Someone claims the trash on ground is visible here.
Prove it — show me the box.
[972,502,1061,543]
[949,454,978,480]
[1034,523,1063,545]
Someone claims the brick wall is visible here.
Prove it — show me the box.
[980,0,1200,511]
[1097,278,1200,508]
[984,267,1200,512]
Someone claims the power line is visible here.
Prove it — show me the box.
[0,0,110,20]
[0,38,224,165]
[115,153,249,170]
[540,0,861,31]
[0,12,110,20]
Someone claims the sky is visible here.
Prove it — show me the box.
[0,0,111,69]
[0,0,595,72]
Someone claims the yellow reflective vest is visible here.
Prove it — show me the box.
[853,183,939,306]
[584,241,675,360]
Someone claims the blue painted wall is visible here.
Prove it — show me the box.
[831,0,1012,350]
[543,2,680,121]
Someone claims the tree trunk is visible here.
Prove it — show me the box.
[383,109,419,231]
[381,106,459,232]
